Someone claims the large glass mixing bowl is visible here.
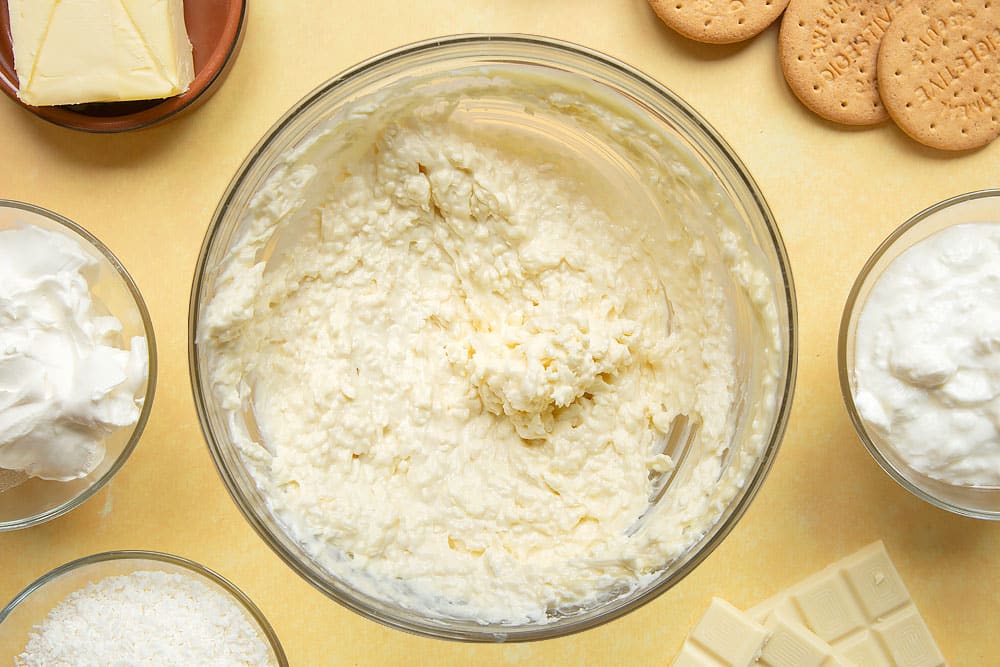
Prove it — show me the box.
[190,35,797,641]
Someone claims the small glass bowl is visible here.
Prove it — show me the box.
[839,189,1000,520]
[190,34,798,640]
[0,200,157,530]
[0,550,288,665]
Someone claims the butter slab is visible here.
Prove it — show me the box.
[8,0,194,106]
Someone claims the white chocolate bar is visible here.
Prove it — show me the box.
[672,598,768,667]
[672,598,853,667]
[748,542,946,667]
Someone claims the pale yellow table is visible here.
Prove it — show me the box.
[2,2,997,665]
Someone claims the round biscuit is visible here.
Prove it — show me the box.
[779,0,909,125]
[648,0,791,45]
[878,0,1000,150]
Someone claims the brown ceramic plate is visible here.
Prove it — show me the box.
[0,0,246,132]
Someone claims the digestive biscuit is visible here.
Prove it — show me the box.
[878,0,1000,150]
[649,0,791,44]
[780,0,910,125]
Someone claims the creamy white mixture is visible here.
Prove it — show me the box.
[201,71,781,623]
[854,222,1000,488]
[0,223,147,481]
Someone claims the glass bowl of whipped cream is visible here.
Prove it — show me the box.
[0,550,287,664]
[190,35,797,640]
[0,200,156,530]
[840,189,1000,521]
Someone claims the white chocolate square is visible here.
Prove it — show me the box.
[837,631,894,667]
[792,575,867,642]
[842,545,910,620]
[877,606,947,667]
[759,616,852,667]
[672,598,768,667]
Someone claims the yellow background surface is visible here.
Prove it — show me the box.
[2,1,998,664]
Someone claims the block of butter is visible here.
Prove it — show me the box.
[7,0,194,107]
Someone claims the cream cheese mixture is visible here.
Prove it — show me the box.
[201,70,782,623]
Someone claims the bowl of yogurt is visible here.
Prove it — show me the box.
[0,550,287,664]
[0,200,155,530]
[190,35,797,640]
[840,189,1000,520]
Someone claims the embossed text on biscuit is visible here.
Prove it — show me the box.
[815,0,906,84]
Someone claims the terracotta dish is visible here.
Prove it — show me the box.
[0,0,246,132]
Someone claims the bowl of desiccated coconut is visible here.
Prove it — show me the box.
[0,550,287,666]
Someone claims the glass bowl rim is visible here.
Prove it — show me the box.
[0,199,158,531]
[188,32,799,641]
[837,188,1000,521]
[0,549,288,664]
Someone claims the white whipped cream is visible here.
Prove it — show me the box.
[200,69,781,623]
[0,223,147,482]
[854,222,1000,488]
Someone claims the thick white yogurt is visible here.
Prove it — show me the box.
[201,70,781,623]
[0,223,147,481]
[854,222,1000,488]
